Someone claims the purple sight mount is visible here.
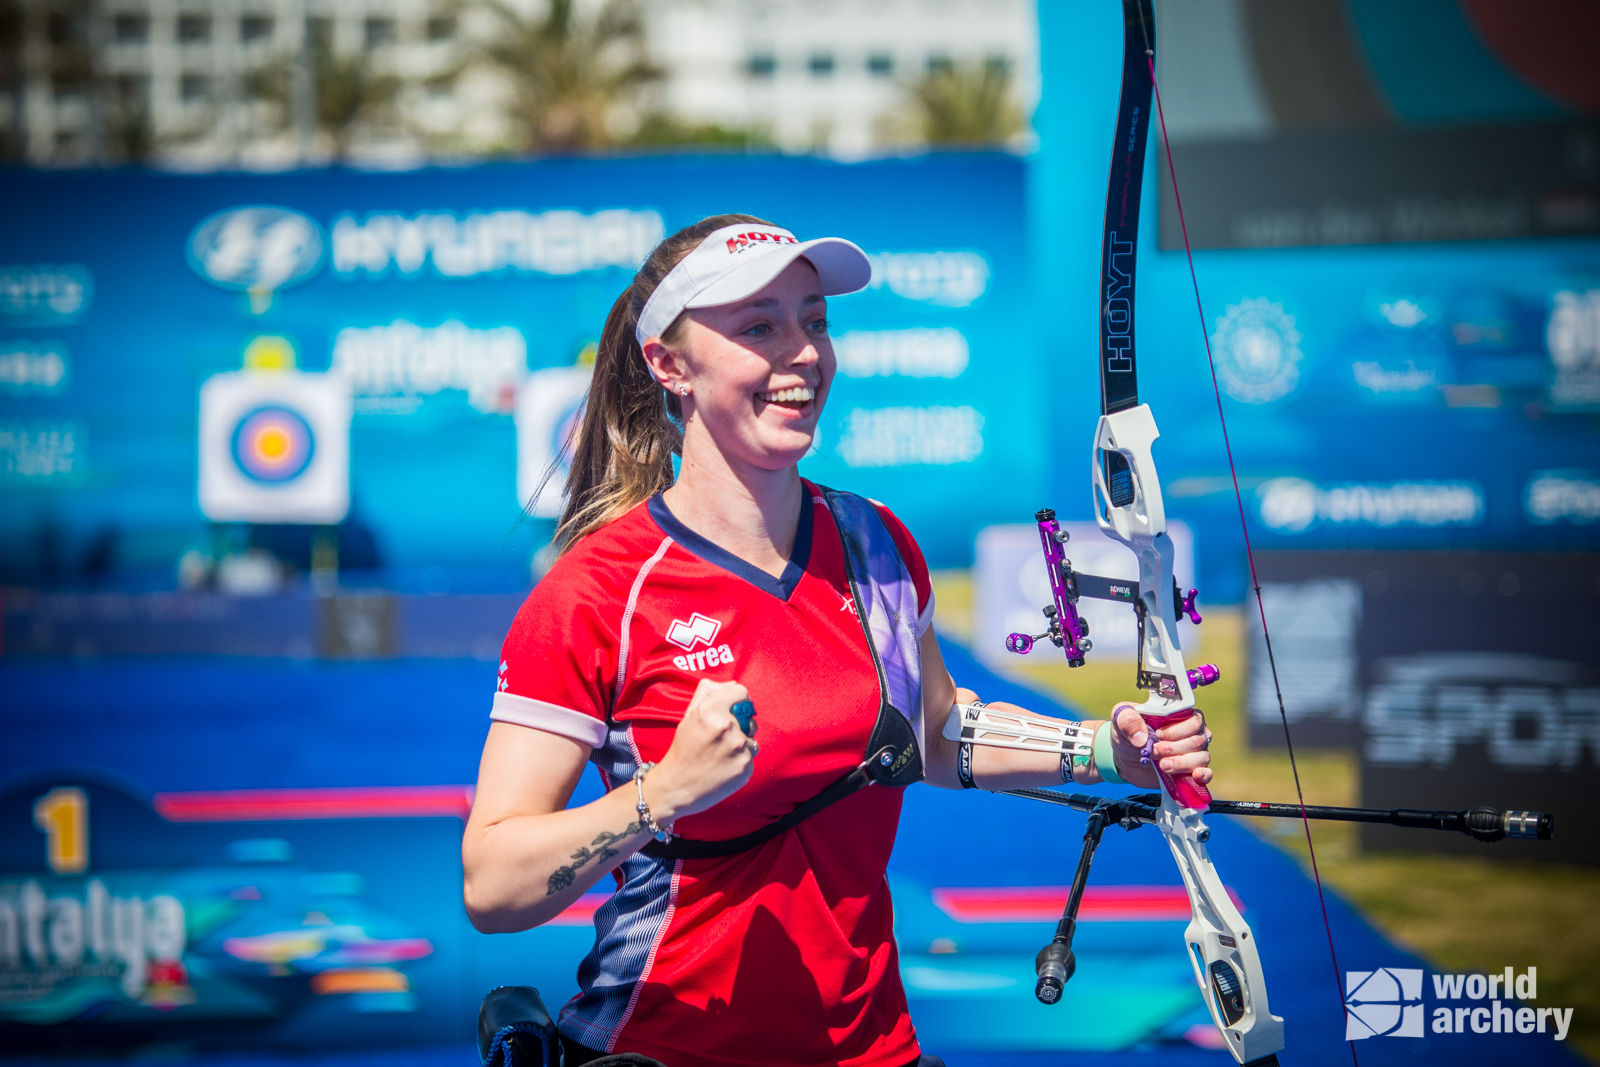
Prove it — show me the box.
[1005,507,1206,679]
[1004,509,1090,668]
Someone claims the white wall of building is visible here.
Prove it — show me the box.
[3,0,1037,168]
[646,0,1038,158]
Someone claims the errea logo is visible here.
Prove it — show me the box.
[665,612,734,673]
[666,612,721,650]
[726,231,798,254]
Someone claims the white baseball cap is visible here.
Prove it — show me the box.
[635,222,873,347]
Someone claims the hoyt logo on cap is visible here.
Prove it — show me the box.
[634,221,872,347]
[726,231,799,254]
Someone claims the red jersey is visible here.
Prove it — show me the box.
[493,481,934,1067]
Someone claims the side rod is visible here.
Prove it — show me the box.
[1003,789,1553,843]
[1031,805,1108,1004]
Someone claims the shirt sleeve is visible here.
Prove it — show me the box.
[872,502,936,637]
[490,560,616,749]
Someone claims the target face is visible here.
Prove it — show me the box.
[550,395,587,476]
[515,364,594,518]
[230,406,315,483]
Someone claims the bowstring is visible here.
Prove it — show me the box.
[1131,7,1356,1063]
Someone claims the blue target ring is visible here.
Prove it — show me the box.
[230,405,315,483]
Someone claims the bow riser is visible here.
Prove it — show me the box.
[1092,404,1212,808]
[1162,804,1286,1064]
[1093,407,1285,1067]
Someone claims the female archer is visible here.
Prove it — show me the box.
[462,214,1213,1067]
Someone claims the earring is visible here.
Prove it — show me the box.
[677,385,689,396]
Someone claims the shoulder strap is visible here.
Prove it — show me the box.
[820,485,924,789]
[641,486,922,861]
[641,747,896,861]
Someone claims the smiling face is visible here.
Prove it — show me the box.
[645,257,833,476]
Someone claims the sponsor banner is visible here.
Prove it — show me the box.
[1209,298,1304,404]
[1256,478,1484,534]
[1243,550,1600,864]
[0,156,1033,572]
[187,207,324,312]
[0,777,508,1048]
[333,320,528,415]
[834,328,970,379]
[331,209,664,278]
[0,419,86,486]
[3,155,1593,580]
[0,264,92,324]
[863,252,990,307]
[836,405,985,469]
[1524,469,1600,525]
[0,341,70,395]
[1547,288,1600,410]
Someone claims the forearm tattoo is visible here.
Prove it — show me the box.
[546,821,643,896]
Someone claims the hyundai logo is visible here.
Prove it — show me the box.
[188,206,324,304]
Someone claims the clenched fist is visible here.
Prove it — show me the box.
[645,679,760,823]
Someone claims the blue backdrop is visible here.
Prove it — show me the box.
[0,154,1033,584]
[1031,1,1600,602]
[3,141,1598,599]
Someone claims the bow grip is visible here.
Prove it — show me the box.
[1141,707,1212,810]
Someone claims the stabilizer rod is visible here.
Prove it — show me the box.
[1003,790,1553,843]
[1207,800,1553,843]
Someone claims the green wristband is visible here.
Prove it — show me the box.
[1093,720,1126,785]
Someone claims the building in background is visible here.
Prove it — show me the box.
[0,0,1036,168]
[644,0,1037,158]
[1,0,486,169]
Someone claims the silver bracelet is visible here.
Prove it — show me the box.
[1060,747,1075,785]
[634,763,675,843]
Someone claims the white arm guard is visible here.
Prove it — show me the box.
[943,703,1094,758]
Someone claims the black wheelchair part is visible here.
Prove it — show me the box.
[478,984,945,1067]
[477,985,667,1067]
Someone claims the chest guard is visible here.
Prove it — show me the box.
[642,486,924,860]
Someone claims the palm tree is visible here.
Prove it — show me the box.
[0,0,25,160]
[474,0,660,152]
[312,48,399,159]
[103,93,157,161]
[249,44,399,162]
[908,59,1025,147]
[629,113,769,150]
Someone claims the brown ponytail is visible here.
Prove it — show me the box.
[553,213,775,554]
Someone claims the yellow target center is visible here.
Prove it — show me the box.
[256,427,291,462]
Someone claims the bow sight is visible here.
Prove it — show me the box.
[1005,507,1212,690]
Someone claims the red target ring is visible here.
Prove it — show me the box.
[230,406,315,483]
